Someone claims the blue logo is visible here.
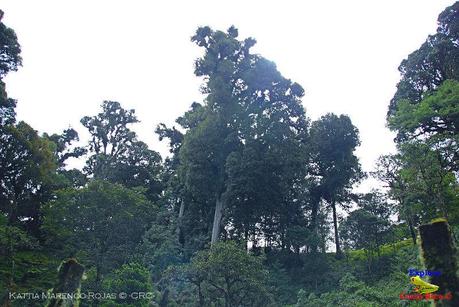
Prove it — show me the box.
[408,268,441,277]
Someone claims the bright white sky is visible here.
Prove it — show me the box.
[2,0,455,191]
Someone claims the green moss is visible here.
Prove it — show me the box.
[431,218,448,224]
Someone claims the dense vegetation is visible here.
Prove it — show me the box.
[1,2,458,306]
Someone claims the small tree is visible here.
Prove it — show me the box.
[185,241,274,307]
[101,262,157,307]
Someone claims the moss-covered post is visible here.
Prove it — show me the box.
[47,258,85,307]
[419,219,459,306]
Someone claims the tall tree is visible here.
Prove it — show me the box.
[0,122,57,235]
[156,102,209,253]
[387,3,459,175]
[373,154,419,245]
[388,2,459,118]
[81,100,163,201]
[372,142,459,245]
[179,26,309,246]
[309,113,363,257]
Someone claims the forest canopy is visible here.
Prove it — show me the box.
[1,2,459,307]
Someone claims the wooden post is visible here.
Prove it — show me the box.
[419,219,459,306]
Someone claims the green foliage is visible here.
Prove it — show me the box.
[0,250,58,306]
[81,100,139,157]
[0,121,58,236]
[309,113,363,255]
[179,25,310,246]
[389,80,459,173]
[340,192,392,265]
[295,244,429,307]
[0,80,16,126]
[81,101,163,201]
[142,210,183,282]
[385,6,459,249]
[181,241,274,306]
[43,180,157,290]
[101,262,158,307]
[1,6,458,307]
[389,80,459,139]
[388,2,459,118]
[44,128,87,170]
[310,113,362,198]
[0,10,22,78]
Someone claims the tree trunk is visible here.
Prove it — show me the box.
[178,199,185,219]
[407,217,417,245]
[177,200,185,245]
[3,199,16,307]
[197,283,204,307]
[211,195,223,245]
[365,250,372,275]
[332,201,342,258]
[419,219,459,306]
[159,288,169,307]
[310,199,319,253]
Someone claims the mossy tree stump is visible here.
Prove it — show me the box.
[47,258,85,307]
[419,219,459,306]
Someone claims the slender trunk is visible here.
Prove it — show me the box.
[211,195,223,245]
[281,230,286,250]
[320,240,326,253]
[366,250,372,275]
[5,198,15,307]
[310,199,319,253]
[4,224,14,307]
[249,233,257,253]
[177,200,185,245]
[95,262,103,291]
[244,228,249,251]
[198,283,204,307]
[407,217,417,245]
[439,194,449,221]
[179,200,185,219]
[332,201,342,258]
[224,291,230,307]
[399,195,417,245]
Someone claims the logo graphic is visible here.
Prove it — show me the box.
[410,276,439,294]
[408,268,441,277]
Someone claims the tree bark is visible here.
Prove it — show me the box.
[332,201,342,258]
[211,195,223,245]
